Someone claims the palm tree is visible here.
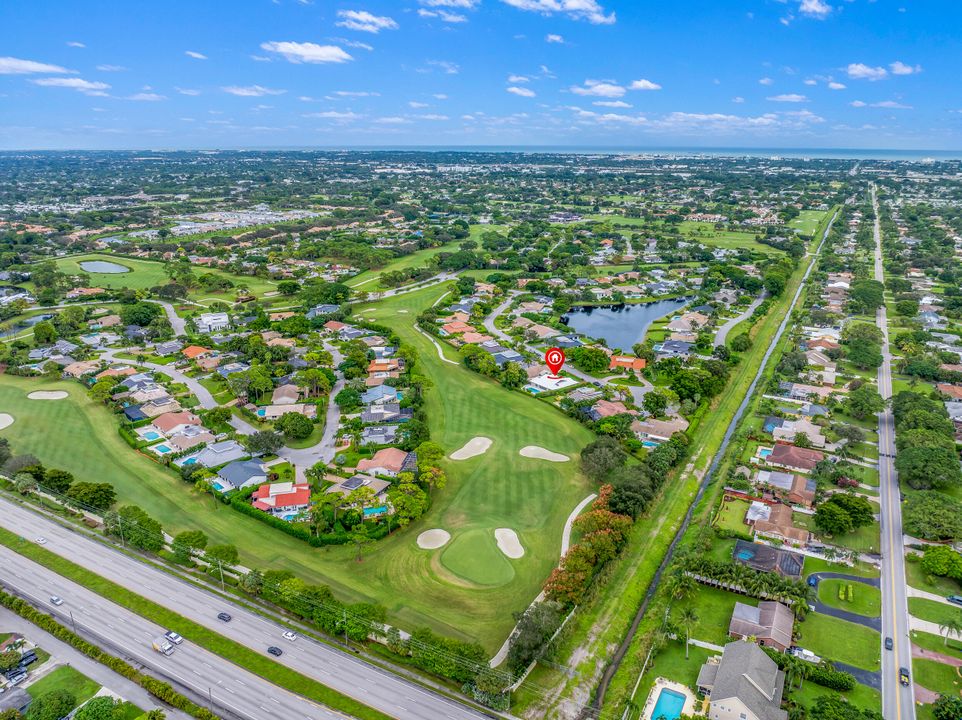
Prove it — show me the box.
[678,607,699,659]
[939,615,962,647]
[670,573,697,602]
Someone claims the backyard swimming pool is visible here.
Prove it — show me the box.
[758,447,773,459]
[142,431,161,441]
[650,688,686,720]
[155,444,172,454]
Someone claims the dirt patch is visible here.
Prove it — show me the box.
[494,528,525,559]
[450,437,493,461]
[416,529,451,549]
[0,413,13,430]
[519,445,569,462]
[27,391,69,400]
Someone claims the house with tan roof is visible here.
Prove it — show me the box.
[766,444,824,473]
[609,355,646,372]
[62,360,101,378]
[95,366,137,381]
[151,411,202,436]
[728,601,795,652]
[182,345,210,360]
[356,447,416,477]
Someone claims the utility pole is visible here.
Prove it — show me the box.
[69,610,78,634]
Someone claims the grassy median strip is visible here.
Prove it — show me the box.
[0,526,392,720]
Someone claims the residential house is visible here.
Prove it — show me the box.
[697,641,788,720]
[654,339,693,360]
[182,345,210,361]
[360,403,413,424]
[151,411,202,436]
[360,424,400,446]
[252,481,311,519]
[360,385,399,405]
[139,397,182,418]
[609,355,647,372]
[271,384,301,405]
[195,312,231,334]
[728,601,795,652]
[62,360,100,378]
[754,470,816,507]
[154,340,184,356]
[356,447,417,477]
[766,444,824,473]
[326,474,390,503]
[217,460,268,491]
[167,426,215,452]
[771,418,826,448]
[186,440,247,468]
[631,415,690,443]
[584,399,631,422]
[749,502,811,544]
[259,404,317,421]
[732,540,804,579]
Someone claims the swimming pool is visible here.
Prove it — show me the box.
[642,440,659,449]
[155,444,172,454]
[142,431,161,441]
[256,408,267,417]
[736,548,756,561]
[650,688,686,720]
[758,447,773,459]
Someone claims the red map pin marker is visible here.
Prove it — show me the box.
[545,347,566,379]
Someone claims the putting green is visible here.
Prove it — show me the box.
[440,529,515,586]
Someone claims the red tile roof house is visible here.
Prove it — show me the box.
[766,443,824,473]
[252,482,312,519]
[937,383,962,401]
[356,447,416,478]
[609,355,647,372]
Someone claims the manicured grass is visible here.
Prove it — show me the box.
[909,598,962,627]
[817,578,881,617]
[440,528,516,586]
[614,641,712,720]
[49,253,276,301]
[913,658,962,697]
[714,498,751,534]
[787,682,881,715]
[789,210,831,238]
[0,527,390,720]
[795,612,881,670]
[803,556,880,580]
[673,586,751,647]
[911,630,962,660]
[26,664,100,705]
[905,558,962,596]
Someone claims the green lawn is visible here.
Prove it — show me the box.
[49,253,276,302]
[913,658,962,697]
[795,612,881,670]
[26,664,100,706]
[803,556,880,580]
[817,578,880,617]
[714,497,750,534]
[911,630,962,660]
[787,682,881,716]
[905,558,962,596]
[673,586,751,647]
[909,598,962,627]
[0,279,594,652]
[789,210,831,238]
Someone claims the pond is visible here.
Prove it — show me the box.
[560,297,690,351]
[79,260,130,274]
[0,313,53,338]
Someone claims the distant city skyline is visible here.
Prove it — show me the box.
[1,0,960,150]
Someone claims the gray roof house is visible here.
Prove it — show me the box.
[185,440,248,468]
[728,601,795,652]
[216,460,268,491]
[697,640,788,720]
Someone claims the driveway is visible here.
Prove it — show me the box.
[832,661,882,689]
[713,290,768,347]
[808,572,881,630]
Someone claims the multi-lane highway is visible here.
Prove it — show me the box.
[0,545,342,720]
[872,184,916,720]
[0,497,491,720]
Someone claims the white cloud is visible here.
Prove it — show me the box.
[546,34,565,43]
[336,10,399,33]
[417,114,449,120]
[419,0,479,6]
[222,85,286,97]
[500,0,615,25]
[507,86,536,97]
[630,78,661,91]
[260,41,353,64]
[846,63,887,81]
[0,57,74,75]
[426,60,460,74]
[889,61,921,75]
[375,116,412,124]
[250,55,272,62]
[433,93,449,100]
[803,79,817,86]
[758,77,774,86]
[66,41,86,48]
[330,90,380,97]
[799,0,832,19]
[31,77,109,95]
[304,110,362,119]
[332,38,375,51]
[767,93,808,102]
[409,101,430,108]
[851,99,912,109]
[828,81,846,90]
[418,8,468,21]
[176,87,202,95]
[732,96,745,103]
[185,51,208,60]
[128,92,166,101]
[96,64,126,72]
[570,79,625,97]
[508,74,530,83]
[594,100,631,108]
[849,100,867,107]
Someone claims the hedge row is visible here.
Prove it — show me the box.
[0,590,218,720]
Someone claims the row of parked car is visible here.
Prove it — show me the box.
[2,648,38,687]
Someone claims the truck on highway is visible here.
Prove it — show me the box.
[151,636,174,656]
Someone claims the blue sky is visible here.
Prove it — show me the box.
[1,0,960,150]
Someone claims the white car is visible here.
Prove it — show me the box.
[50,596,63,606]
[282,631,297,642]
[164,631,184,645]
[35,537,47,545]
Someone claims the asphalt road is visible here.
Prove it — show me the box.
[0,498,491,720]
[0,546,341,720]
[872,184,917,720]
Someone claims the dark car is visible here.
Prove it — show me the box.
[217,612,232,622]
[267,646,283,657]
[899,667,910,686]
[885,637,893,651]
[947,595,962,607]
[807,576,818,587]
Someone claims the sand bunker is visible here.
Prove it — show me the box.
[495,528,524,559]
[27,391,68,400]
[520,445,569,462]
[449,437,493,461]
[417,529,451,550]
[0,414,14,430]
[397,310,409,314]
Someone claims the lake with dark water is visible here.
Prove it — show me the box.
[560,297,690,350]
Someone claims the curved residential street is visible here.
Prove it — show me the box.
[713,290,768,347]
